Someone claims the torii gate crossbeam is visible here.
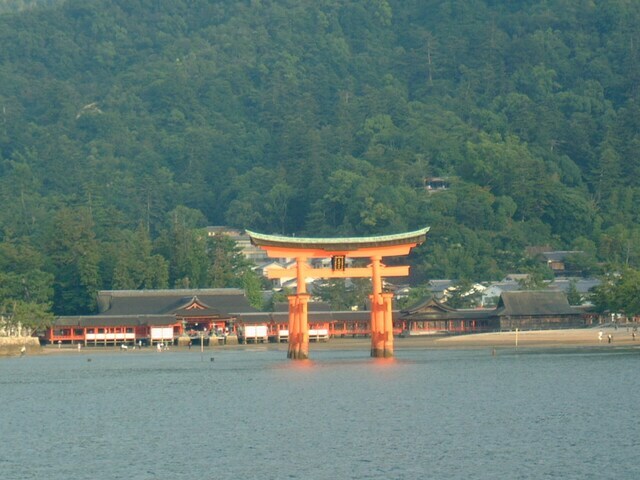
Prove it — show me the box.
[247,227,429,359]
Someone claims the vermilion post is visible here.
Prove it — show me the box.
[286,258,310,360]
[382,292,394,357]
[287,295,298,359]
[298,293,310,359]
[370,256,386,358]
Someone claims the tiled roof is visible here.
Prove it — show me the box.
[541,251,582,262]
[246,227,429,251]
[170,296,234,318]
[427,279,454,293]
[97,289,257,315]
[401,296,457,315]
[496,291,579,316]
[54,315,179,327]
[550,278,601,294]
[400,297,493,320]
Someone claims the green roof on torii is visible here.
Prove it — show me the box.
[246,226,430,252]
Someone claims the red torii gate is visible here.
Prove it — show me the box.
[246,227,429,359]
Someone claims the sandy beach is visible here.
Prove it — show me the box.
[8,325,638,357]
[315,326,640,350]
[426,325,638,348]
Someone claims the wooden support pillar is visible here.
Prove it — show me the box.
[370,256,386,358]
[287,295,297,358]
[299,293,309,359]
[369,294,384,357]
[288,294,310,359]
[288,258,310,359]
[382,292,394,358]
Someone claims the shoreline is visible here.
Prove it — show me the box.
[0,337,41,357]
[8,326,638,357]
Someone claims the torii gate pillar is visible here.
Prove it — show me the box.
[369,256,396,358]
[247,227,429,359]
[287,257,310,359]
[287,293,311,359]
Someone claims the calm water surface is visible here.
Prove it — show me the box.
[1,346,639,479]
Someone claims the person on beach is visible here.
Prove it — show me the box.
[598,331,603,343]
[608,334,612,343]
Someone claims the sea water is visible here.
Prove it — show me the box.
[1,346,639,480]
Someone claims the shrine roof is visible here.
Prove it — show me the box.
[495,291,580,316]
[96,288,258,315]
[54,315,179,327]
[246,227,430,251]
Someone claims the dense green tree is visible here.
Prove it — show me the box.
[517,263,554,290]
[0,154,47,238]
[111,224,169,289]
[0,241,52,304]
[0,0,639,313]
[45,207,101,315]
[443,280,482,309]
[242,270,264,310]
[395,283,432,310]
[566,280,582,306]
[155,206,208,288]
[0,239,54,329]
[313,278,371,311]
[264,287,294,312]
[1,299,53,332]
[207,234,253,289]
[591,268,640,317]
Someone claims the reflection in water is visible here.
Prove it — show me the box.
[1,347,639,479]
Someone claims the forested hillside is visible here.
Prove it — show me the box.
[0,0,639,319]
[0,0,59,13]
